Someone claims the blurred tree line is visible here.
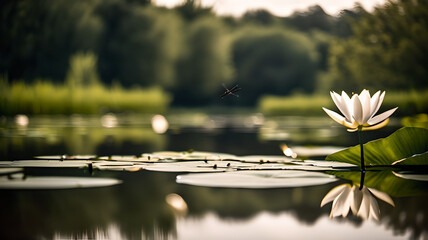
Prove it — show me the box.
[1,0,427,106]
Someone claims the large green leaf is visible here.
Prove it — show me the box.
[330,171,428,197]
[326,127,428,166]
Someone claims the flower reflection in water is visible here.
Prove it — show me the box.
[166,193,188,216]
[152,114,169,134]
[15,114,29,127]
[321,181,395,220]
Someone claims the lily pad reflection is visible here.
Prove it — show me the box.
[176,170,338,189]
[0,176,121,189]
[392,171,428,182]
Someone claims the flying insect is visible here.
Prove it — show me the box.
[220,83,242,99]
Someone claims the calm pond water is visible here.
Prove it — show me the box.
[0,113,427,240]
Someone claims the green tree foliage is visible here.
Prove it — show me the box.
[66,52,100,88]
[115,7,183,87]
[333,4,367,38]
[0,0,102,82]
[325,0,428,91]
[283,5,335,32]
[242,9,277,26]
[174,17,233,105]
[175,0,213,21]
[4,0,422,109]
[232,27,318,105]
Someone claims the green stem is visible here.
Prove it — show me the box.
[359,169,365,190]
[358,128,365,172]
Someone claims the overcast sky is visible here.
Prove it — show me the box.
[154,0,387,17]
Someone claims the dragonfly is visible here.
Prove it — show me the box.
[220,83,242,99]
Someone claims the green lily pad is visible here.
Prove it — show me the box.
[94,165,144,171]
[92,161,140,171]
[291,160,357,168]
[143,160,248,173]
[239,163,335,171]
[0,160,92,168]
[176,170,338,189]
[0,176,122,189]
[326,127,428,166]
[99,155,161,162]
[143,151,237,161]
[34,155,97,160]
[236,155,293,163]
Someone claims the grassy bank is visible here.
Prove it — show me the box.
[258,90,428,116]
[0,80,171,115]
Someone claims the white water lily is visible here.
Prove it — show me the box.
[323,90,398,132]
[320,184,395,220]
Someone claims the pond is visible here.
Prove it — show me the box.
[0,113,427,240]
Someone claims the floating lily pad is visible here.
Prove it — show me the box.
[143,151,237,161]
[93,162,144,171]
[99,155,161,162]
[0,160,91,168]
[238,163,334,171]
[326,127,428,166]
[176,170,338,189]
[0,168,23,175]
[143,161,242,173]
[0,176,121,189]
[291,160,357,168]
[94,165,144,171]
[93,161,135,167]
[236,155,294,163]
[34,155,97,160]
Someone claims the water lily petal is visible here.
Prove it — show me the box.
[331,92,352,123]
[359,90,372,123]
[341,91,354,122]
[368,187,395,207]
[347,127,359,132]
[357,187,371,219]
[322,108,346,126]
[351,186,363,215]
[346,121,359,128]
[321,184,349,207]
[371,91,385,118]
[369,91,381,117]
[331,185,353,217]
[369,195,380,221]
[352,95,364,124]
[367,107,398,125]
[361,118,390,131]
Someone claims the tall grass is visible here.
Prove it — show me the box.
[0,79,171,115]
[258,90,428,116]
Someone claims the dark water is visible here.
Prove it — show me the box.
[0,114,427,240]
